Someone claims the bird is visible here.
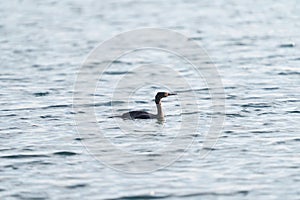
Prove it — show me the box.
[119,92,177,120]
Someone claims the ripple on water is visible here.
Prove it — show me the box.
[1,154,49,159]
[52,151,78,156]
[278,71,300,75]
[278,43,296,48]
[32,92,50,97]
[108,194,171,200]
[65,183,88,189]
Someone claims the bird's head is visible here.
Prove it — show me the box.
[155,92,177,104]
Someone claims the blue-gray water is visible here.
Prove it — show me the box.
[1,0,300,199]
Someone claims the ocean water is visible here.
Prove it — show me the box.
[1,0,299,199]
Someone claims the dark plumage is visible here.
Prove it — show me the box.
[122,111,156,119]
[119,92,176,120]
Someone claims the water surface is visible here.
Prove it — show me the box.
[0,0,299,199]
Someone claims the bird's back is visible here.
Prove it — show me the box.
[122,111,156,119]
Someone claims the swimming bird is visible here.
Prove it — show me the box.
[120,92,176,120]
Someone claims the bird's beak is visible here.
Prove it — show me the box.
[168,93,177,96]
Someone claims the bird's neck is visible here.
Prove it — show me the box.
[156,103,164,119]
